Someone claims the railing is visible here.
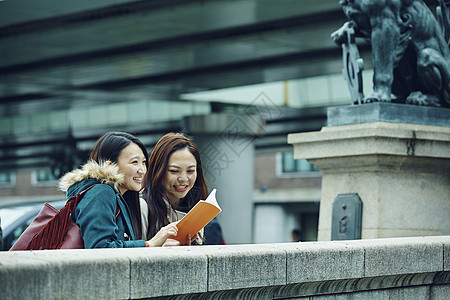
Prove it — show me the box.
[1,236,449,299]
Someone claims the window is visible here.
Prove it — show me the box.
[276,151,320,178]
[31,169,58,187]
[0,172,16,188]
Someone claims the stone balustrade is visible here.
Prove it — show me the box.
[1,236,449,299]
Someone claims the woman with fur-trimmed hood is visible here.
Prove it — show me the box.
[59,132,179,248]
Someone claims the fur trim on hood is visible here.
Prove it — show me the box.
[59,160,124,192]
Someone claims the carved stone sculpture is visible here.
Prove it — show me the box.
[332,0,450,107]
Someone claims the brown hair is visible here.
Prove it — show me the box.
[143,132,208,239]
[89,131,149,239]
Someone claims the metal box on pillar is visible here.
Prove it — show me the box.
[331,193,362,241]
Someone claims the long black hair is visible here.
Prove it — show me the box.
[89,131,149,239]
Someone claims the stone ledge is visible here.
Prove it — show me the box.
[0,236,449,299]
[148,273,449,300]
[327,103,450,127]
[287,122,450,160]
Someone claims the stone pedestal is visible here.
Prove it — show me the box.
[288,120,450,241]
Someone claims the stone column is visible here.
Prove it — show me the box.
[182,113,264,244]
[288,111,450,240]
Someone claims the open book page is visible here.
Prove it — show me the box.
[173,189,221,245]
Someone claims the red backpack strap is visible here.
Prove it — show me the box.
[115,205,121,219]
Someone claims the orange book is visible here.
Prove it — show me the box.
[173,189,221,245]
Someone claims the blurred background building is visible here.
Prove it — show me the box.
[4,0,425,244]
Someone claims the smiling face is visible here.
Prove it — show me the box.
[117,143,147,195]
[162,147,197,206]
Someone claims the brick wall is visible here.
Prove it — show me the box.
[0,170,64,199]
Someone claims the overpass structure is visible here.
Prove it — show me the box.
[0,0,371,172]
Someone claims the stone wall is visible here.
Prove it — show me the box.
[1,236,449,299]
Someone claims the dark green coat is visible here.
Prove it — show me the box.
[60,161,146,248]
